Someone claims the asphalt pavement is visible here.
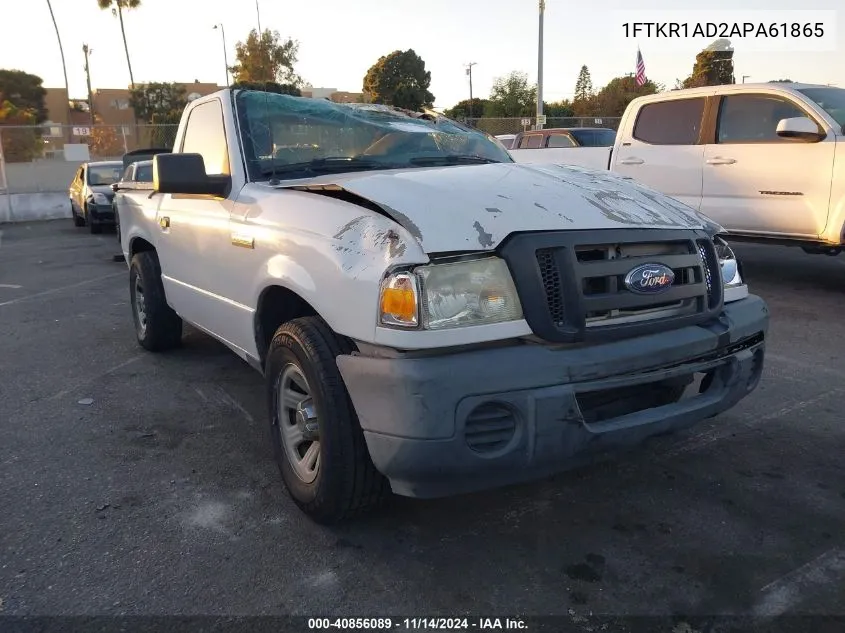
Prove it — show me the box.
[1,220,844,629]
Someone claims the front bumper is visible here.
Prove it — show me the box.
[336,295,769,498]
[88,203,115,224]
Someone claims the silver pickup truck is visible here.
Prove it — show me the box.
[116,89,769,523]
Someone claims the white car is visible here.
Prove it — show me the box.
[116,89,768,523]
[511,83,845,255]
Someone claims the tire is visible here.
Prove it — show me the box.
[265,317,390,524]
[71,203,85,227]
[84,204,102,234]
[129,251,183,352]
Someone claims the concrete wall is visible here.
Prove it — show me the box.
[3,159,87,194]
[0,193,69,224]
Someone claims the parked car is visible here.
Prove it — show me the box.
[112,149,170,243]
[495,134,516,149]
[116,89,768,524]
[69,160,123,233]
[511,83,845,256]
[514,127,617,149]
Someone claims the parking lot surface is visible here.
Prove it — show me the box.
[1,221,844,625]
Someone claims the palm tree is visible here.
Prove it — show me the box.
[96,0,140,88]
[45,0,72,134]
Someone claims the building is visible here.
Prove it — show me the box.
[44,81,225,128]
[300,86,365,103]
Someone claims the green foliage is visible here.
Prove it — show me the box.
[129,82,187,124]
[363,49,435,110]
[443,98,489,119]
[544,100,574,117]
[230,81,302,96]
[230,29,301,86]
[589,75,660,117]
[0,99,41,162]
[681,49,735,88]
[573,65,594,115]
[0,69,47,123]
[96,0,141,11]
[485,71,536,117]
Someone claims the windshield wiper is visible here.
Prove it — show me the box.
[259,156,399,177]
[408,155,501,166]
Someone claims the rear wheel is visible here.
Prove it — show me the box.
[265,317,390,524]
[129,251,182,351]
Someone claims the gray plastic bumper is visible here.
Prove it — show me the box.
[336,295,769,498]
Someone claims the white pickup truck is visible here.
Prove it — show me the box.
[116,89,768,524]
[511,83,845,255]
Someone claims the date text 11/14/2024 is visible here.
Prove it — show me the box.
[307,618,529,630]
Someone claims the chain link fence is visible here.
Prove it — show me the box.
[0,118,622,196]
[465,117,622,136]
[0,124,178,194]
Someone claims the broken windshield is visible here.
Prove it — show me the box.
[234,91,512,181]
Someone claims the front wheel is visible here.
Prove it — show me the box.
[129,251,182,351]
[265,317,389,524]
[71,202,85,227]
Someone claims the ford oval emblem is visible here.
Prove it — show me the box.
[624,263,675,294]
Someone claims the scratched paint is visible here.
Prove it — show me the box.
[473,221,494,247]
[282,161,712,253]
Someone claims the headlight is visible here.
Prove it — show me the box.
[379,257,523,330]
[91,192,109,205]
[714,236,748,302]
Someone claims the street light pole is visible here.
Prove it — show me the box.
[213,24,230,86]
[742,75,750,83]
[466,62,476,119]
[537,0,545,130]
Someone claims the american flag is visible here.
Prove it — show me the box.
[635,49,646,86]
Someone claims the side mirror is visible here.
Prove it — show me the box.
[111,183,119,192]
[776,117,825,141]
[153,153,230,197]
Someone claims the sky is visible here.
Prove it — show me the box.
[0,0,842,109]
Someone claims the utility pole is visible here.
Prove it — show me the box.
[213,24,230,85]
[536,0,545,130]
[82,44,95,127]
[255,0,262,32]
[465,62,477,119]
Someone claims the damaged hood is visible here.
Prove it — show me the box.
[282,162,720,253]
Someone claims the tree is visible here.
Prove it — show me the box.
[485,71,536,117]
[363,49,435,110]
[96,0,141,88]
[0,69,47,122]
[443,98,489,119]
[572,65,594,115]
[543,100,574,118]
[129,82,187,124]
[591,75,660,117]
[769,79,793,83]
[230,81,301,96]
[0,98,40,162]
[680,46,735,89]
[89,114,124,158]
[229,29,302,86]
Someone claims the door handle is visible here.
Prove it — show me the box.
[706,157,736,165]
[159,216,170,229]
[618,157,644,165]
